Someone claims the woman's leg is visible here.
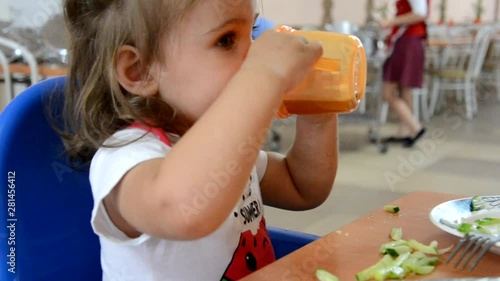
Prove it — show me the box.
[400,86,423,134]
[382,82,422,136]
[397,85,413,137]
[401,86,426,146]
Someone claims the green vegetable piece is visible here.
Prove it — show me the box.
[390,227,403,241]
[386,248,399,257]
[393,245,412,255]
[475,217,500,226]
[410,251,426,259]
[416,256,440,266]
[384,205,400,214]
[407,240,438,255]
[380,240,407,254]
[387,266,406,279]
[315,269,339,281]
[470,196,486,211]
[401,252,436,273]
[373,253,410,281]
[384,245,412,257]
[458,223,474,234]
[356,255,393,281]
[413,265,435,275]
[476,225,494,235]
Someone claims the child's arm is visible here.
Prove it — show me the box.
[103,31,323,241]
[259,115,338,210]
[376,0,428,28]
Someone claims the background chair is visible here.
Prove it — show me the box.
[0,48,12,103]
[479,28,500,102]
[268,226,319,260]
[428,26,494,120]
[325,21,359,35]
[0,77,318,281]
[0,77,100,281]
[0,36,38,87]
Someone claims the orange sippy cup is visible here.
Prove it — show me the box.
[274,25,367,118]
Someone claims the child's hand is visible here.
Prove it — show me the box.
[242,29,323,95]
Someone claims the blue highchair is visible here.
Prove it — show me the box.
[0,18,318,280]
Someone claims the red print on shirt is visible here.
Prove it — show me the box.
[220,217,275,281]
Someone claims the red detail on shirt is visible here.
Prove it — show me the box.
[221,218,276,281]
[391,0,430,38]
[128,122,172,147]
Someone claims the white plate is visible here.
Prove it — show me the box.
[429,195,500,255]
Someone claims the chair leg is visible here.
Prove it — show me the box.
[496,69,500,102]
[379,101,389,125]
[471,83,478,115]
[359,94,367,114]
[420,89,430,122]
[456,89,464,103]
[464,86,474,120]
[413,89,420,121]
[428,77,440,119]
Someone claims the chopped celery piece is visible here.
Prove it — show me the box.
[385,248,399,257]
[373,253,410,281]
[384,245,411,257]
[475,217,500,226]
[415,256,439,266]
[401,254,419,272]
[384,205,400,214]
[354,228,444,281]
[356,255,393,281]
[476,225,495,235]
[380,240,407,254]
[410,251,426,259]
[390,227,403,241]
[393,245,411,255]
[413,265,435,275]
[458,223,475,234]
[470,196,485,211]
[387,267,406,280]
[315,269,339,281]
[429,241,438,248]
[407,239,438,255]
[458,218,500,235]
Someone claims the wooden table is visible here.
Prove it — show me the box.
[428,36,500,47]
[427,39,474,47]
[242,191,500,281]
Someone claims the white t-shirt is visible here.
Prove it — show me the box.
[89,128,275,281]
[408,0,428,16]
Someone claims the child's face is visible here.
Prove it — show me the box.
[157,0,257,126]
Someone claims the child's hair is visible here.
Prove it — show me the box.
[60,0,200,163]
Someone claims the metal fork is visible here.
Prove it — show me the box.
[446,233,500,271]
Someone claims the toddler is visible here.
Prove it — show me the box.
[60,0,338,280]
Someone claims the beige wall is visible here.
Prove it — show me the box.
[262,0,499,27]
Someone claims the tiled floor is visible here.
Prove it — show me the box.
[264,90,500,236]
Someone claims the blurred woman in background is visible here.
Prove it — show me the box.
[378,0,430,147]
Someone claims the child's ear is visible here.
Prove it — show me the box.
[115,45,159,97]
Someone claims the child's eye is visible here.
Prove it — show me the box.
[217,33,236,50]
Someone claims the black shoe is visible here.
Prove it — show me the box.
[403,128,427,148]
[381,136,412,143]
